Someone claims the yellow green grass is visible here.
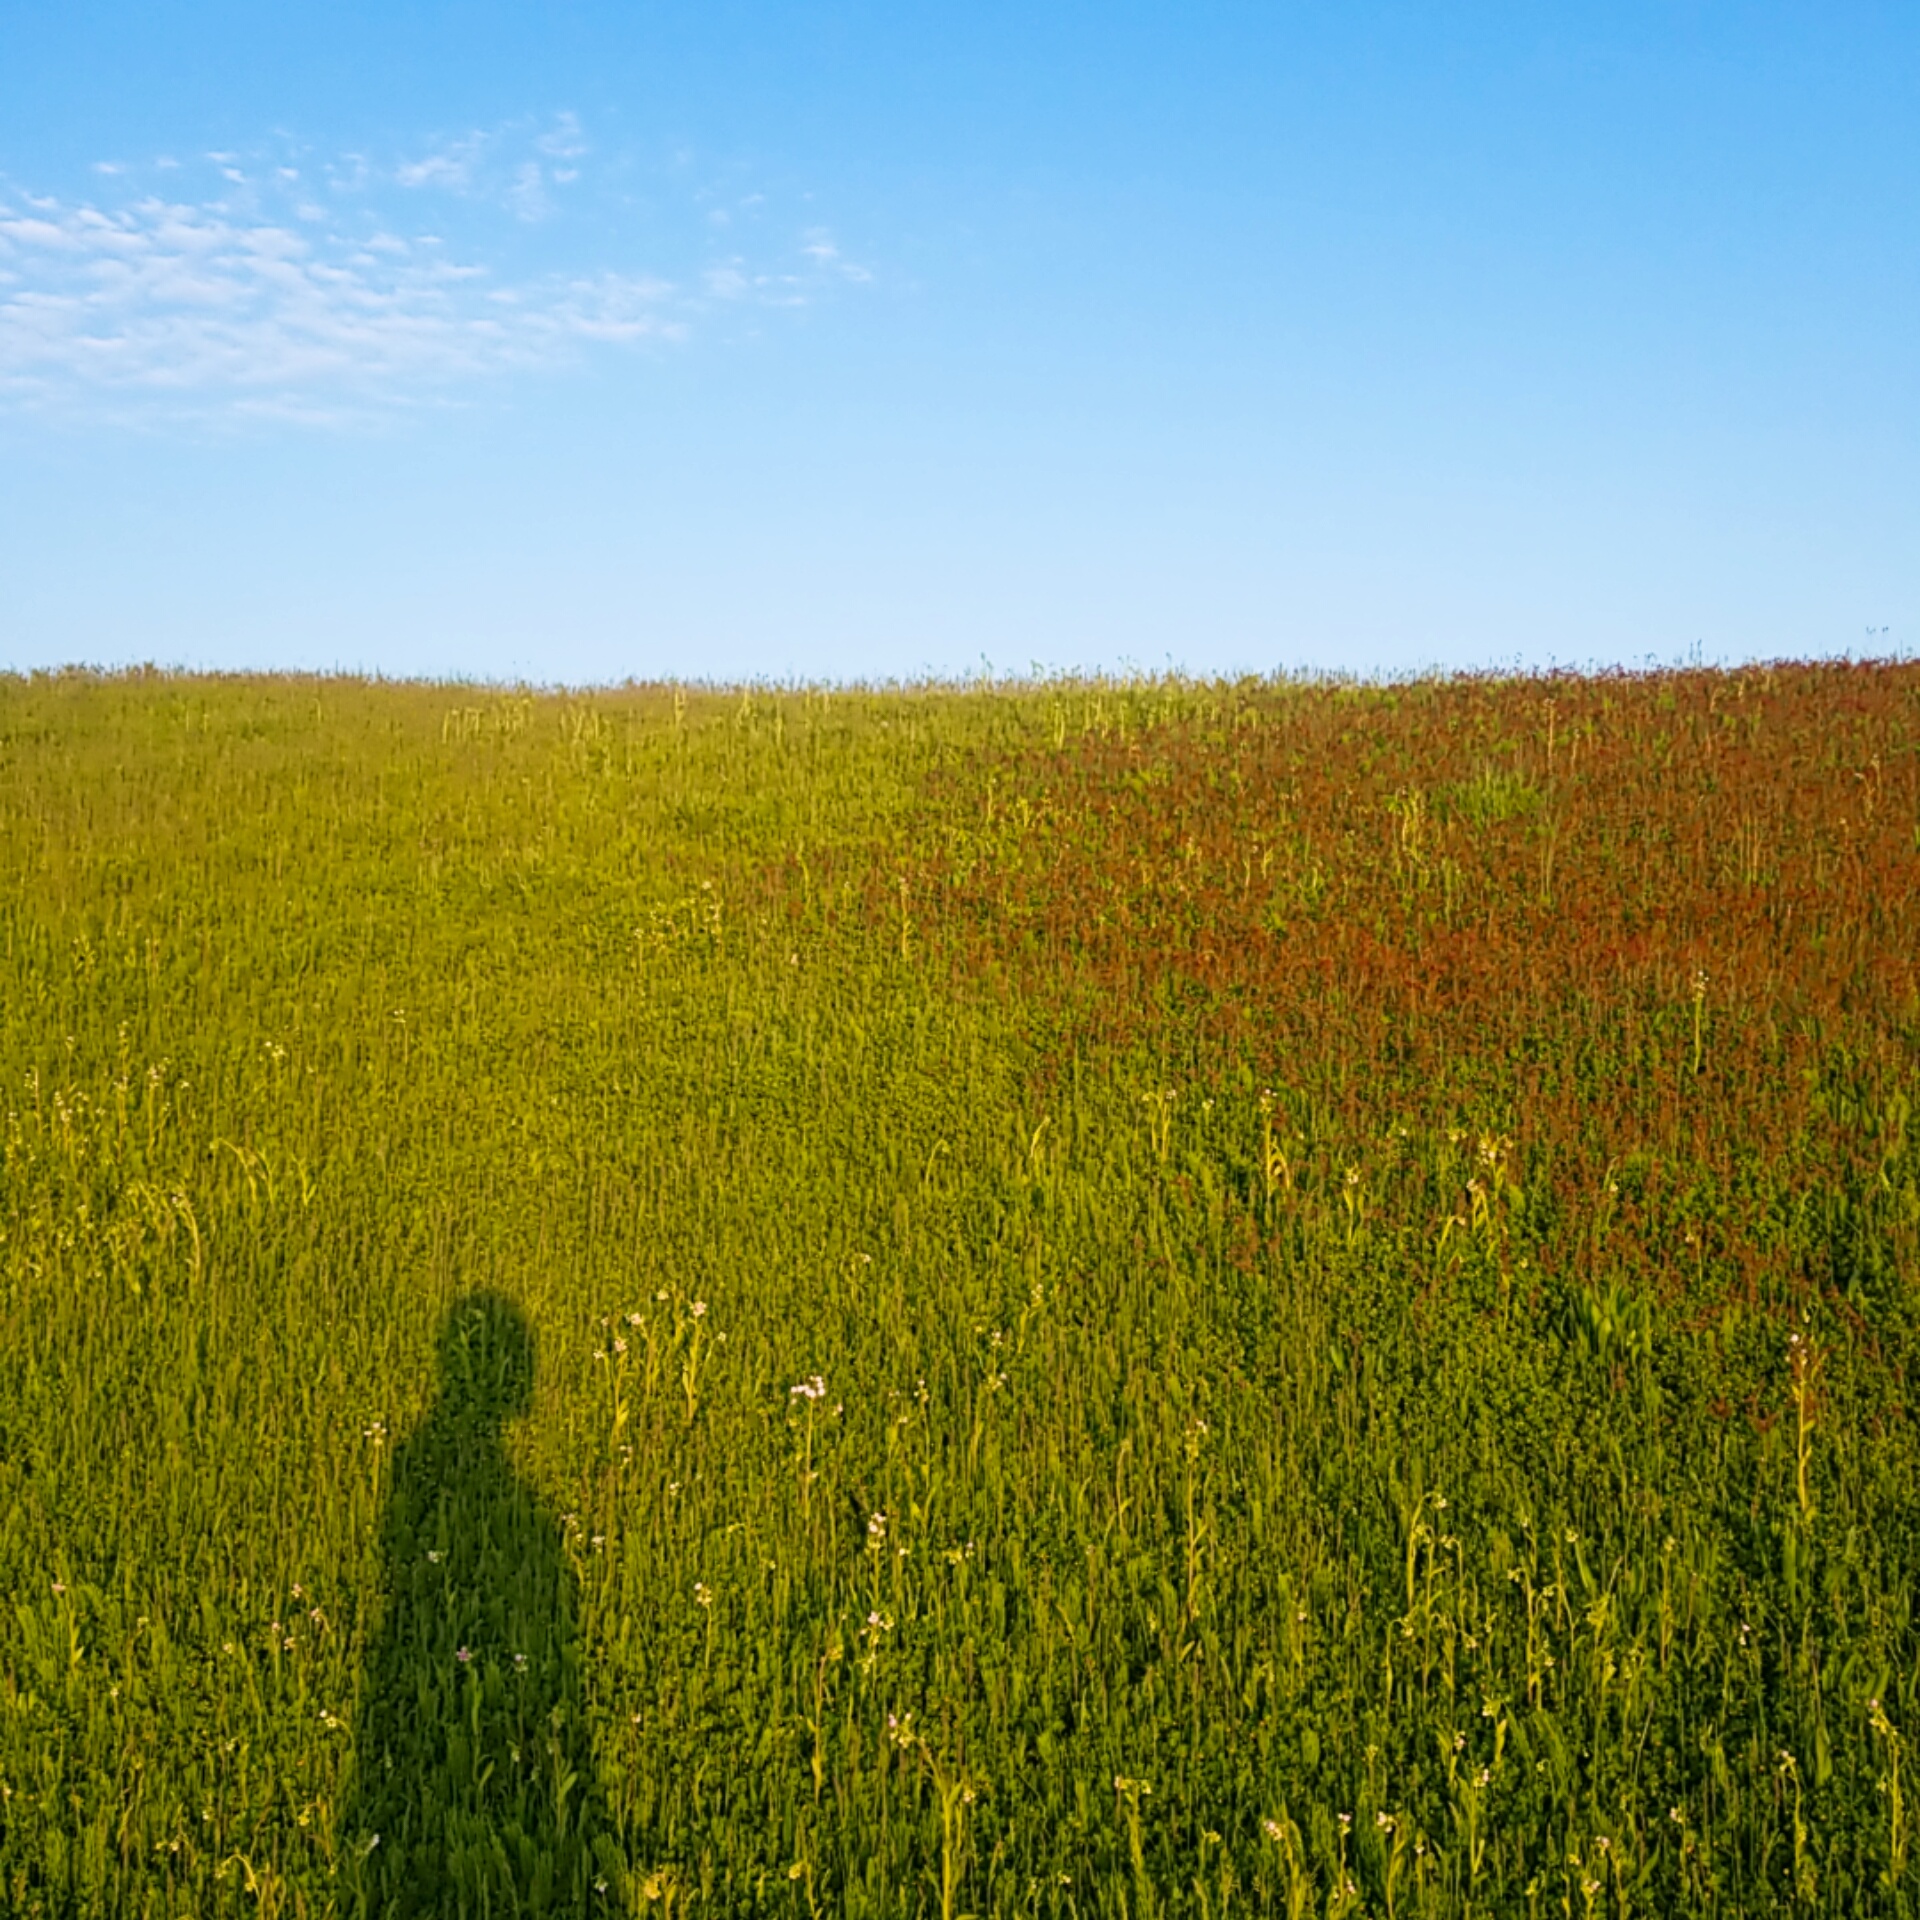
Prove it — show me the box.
[1,666,1917,1917]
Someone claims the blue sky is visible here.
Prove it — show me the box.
[0,3,1913,685]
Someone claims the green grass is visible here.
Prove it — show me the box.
[2,666,1918,1917]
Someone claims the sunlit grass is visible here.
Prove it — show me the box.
[1,664,1916,1916]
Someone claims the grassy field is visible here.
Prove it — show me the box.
[2,662,1918,1918]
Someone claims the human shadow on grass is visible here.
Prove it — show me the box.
[342,1291,620,1917]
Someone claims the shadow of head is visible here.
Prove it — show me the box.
[436,1290,535,1429]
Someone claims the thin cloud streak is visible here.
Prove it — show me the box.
[0,119,871,425]
[0,193,681,418]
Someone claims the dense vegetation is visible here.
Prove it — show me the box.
[1,663,1917,1917]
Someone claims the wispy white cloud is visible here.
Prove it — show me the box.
[504,160,550,223]
[534,113,588,163]
[390,115,586,223]
[696,224,870,309]
[393,141,484,192]
[0,192,682,424]
[800,229,873,284]
[0,119,873,426]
